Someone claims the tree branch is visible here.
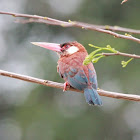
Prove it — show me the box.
[75,21,140,34]
[121,0,128,4]
[0,11,140,44]
[102,52,140,59]
[0,69,140,102]
[15,19,140,34]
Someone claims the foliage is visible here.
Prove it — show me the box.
[83,44,133,67]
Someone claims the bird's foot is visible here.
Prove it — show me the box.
[63,82,70,92]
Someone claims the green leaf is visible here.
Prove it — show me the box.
[92,56,104,63]
[121,58,133,68]
[88,44,100,49]
[84,43,133,67]
[83,49,102,65]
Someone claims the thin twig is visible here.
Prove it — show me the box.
[15,19,140,34]
[102,52,140,59]
[75,21,140,34]
[121,0,128,4]
[0,69,140,102]
[0,11,140,44]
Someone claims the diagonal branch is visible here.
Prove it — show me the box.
[0,69,140,102]
[0,11,140,44]
[15,19,140,34]
[75,21,140,34]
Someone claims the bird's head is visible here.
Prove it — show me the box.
[31,41,86,57]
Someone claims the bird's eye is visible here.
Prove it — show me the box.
[65,45,69,48]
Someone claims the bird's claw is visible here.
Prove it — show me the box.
[63,82,70,92]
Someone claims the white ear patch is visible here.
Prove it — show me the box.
[67,46,79,54]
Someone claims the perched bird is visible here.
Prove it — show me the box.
[32,41,102,105]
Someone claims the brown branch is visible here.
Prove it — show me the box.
[0,69,140,102]
[0,11,140,44]
[121,0,128,4]
[102,52,140,59]
[75,22,140,34]
[15,19,140,35]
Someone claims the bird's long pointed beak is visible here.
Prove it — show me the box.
[31,42,61,52]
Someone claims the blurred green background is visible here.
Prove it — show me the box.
[0,0,140,140]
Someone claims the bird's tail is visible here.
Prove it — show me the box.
[84,87,102,105]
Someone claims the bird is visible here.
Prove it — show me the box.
[31,41,102,106]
